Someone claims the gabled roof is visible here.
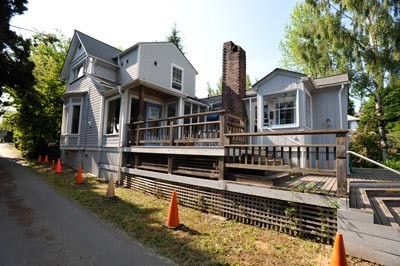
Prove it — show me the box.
[60,31,122,79]
[302,73,349,92]
[251,68,306,89]
[118,41,198,74]
[75,31,121,64]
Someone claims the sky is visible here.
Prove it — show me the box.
[11,0,299,98]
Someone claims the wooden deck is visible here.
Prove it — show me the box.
[275,168,400,196]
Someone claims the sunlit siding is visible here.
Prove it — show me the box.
[257,74,301,96]
[119,49,139,84]
[80,82,103,147]
[93,61,117,82]
[66,75,91,92]
[138,43,196,97]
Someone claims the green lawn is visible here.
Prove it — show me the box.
[33,164,372,266]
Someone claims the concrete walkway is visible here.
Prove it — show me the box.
[0,144,171,266]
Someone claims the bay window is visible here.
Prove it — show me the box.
[263,91,298,128]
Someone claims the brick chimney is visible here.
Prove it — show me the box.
[222,41,246,119]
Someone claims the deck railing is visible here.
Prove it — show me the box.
[224,129,348,195]
[128,110,245,146]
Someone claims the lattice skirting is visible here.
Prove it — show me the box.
[123,174,337,241]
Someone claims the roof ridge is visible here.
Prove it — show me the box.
[75,30,122,52]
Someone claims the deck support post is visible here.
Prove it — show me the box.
[219,112,228,181]
[336,132,347,195]
[168,154,173,174]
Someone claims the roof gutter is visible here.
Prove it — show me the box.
[88,54,119,68]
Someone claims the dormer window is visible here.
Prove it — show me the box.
[171,64,183,90]
[70,62,85,82]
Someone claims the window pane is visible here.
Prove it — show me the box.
[71,105,81,134]
[172,67,182,90]
[107,98,121,134]
[130,98,139,123]
[270,91,297,126]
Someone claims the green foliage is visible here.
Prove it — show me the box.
[0,0,35,112]
[166,23,183,52]
[3,32,68,157]
[384,159,400,170]
[207,75,253,97]
[282,0,400,160]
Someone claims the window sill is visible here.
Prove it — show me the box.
[69,75,85,85]
[263,124,299,130]
[61,133,80,136]
[104,134,119,137]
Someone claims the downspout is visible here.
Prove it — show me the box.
[337,84,349,173]
[117,85,124,184]
[338,84,344,130]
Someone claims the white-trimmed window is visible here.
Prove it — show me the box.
[105,96,121,135]
[171,64,183,90]
[62,97,82,135]
[70,62,85,82]
[263,91,298,127]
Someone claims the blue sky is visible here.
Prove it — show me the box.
[11,0,299,98]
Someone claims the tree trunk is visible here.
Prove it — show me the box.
[374,94,389,160]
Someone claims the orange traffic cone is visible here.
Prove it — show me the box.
[55,158,63,174]
[44,155,49,165]
[37,155,42,164]
[330,233,348,266]
[164,190,182,229]
[106,174,115,198]
[51,160,56,170]
[74,165,84,184]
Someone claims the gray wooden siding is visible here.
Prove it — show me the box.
[67,74,91,92]
[100,150,119,166]
[93,60,117,82]
[257,74,302,96]
[80,82,104,147]
[119,49,139,84]
[138,43,196,97]
[312,87,340,130]
[72,45,85,63]
[102,135,119,147]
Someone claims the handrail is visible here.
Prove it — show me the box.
[130,110,227,125]
[225,129,348,137]
[264,127,301,145]
[347,150,400,175]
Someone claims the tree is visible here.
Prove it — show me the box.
[0,0,35,109]
[166,23,184,52]
[281,0,400,160]
[246,74,252,90]
[207,75,254,97]
[3,32,68,157]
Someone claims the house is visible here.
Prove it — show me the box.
[59,32,400,265]
[60,31,349,182]
[347,114,360,132]
[60,30,207,179]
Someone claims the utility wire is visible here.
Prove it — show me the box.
[10,24,42,34]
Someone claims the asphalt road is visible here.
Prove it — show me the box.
[0,144,171,266]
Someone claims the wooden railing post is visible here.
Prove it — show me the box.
[169,121,174,146]
[336,132,347,195]
[135,124,140,146]
[220,112,227,146]
[219,112,227,181]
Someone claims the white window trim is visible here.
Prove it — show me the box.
[61,98,83,136]
[103,95,122,136]
[170,63,184,91]
[305,89,313,129]
[69,59,86,83]
[262,89,299,130]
